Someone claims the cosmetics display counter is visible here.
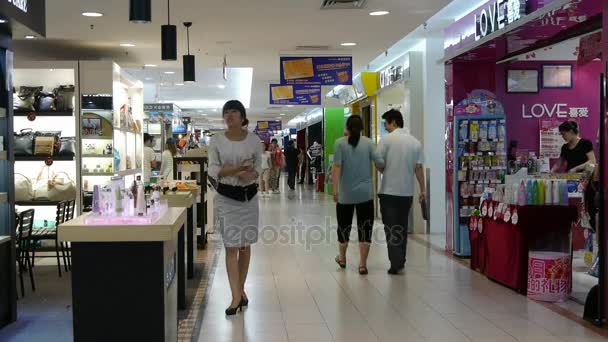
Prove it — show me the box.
[58,207,186,342]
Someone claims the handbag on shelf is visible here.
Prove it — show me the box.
[37,92,57,111]
[58,137,76,156]
[14,128,35,156]
[34,131,61,156]
[48,171,76,201]
[32,166,51,201]
[14,86,43,111]
[54,85,75,112]
[15,173,33,202]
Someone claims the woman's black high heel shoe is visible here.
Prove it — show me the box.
[225,302,243,316]
[240,296,249,307]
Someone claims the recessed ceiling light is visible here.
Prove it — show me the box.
[287,105,294,108]
[82,12,104,17]
[369,10,390,16]
[120,43,135,47]
[201,113,208,116]
[217,84,226,89]
[280,113,286,116]
[175,83,184,86]
[340,42,357,47]
[144,64,157,67]
[24,35,36,39]
[164,71,175,74]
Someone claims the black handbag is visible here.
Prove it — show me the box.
[58,137,76,156]
[54,85,75,111]
[14,128,34,156]
[37,92,57,111]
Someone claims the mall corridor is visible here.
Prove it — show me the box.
[196,189,607,342]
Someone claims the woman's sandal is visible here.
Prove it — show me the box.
[358,266,368,275]
[335,256,346,269]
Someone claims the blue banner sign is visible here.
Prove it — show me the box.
[269,84,321,105]
[279,56,352,85]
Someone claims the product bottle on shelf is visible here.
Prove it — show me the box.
[532,180,539,205]
[538,180,545,205]
[518,180,526,206]
[137,182,146,216]
[92,185,102,215]
[545,180,552,205]
[526,180,533,205]
[552,180,560,205]
[561,180,569,205]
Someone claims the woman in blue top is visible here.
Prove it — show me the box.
[332,115,384,275]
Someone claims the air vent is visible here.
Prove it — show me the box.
[295,45,331,51]
[321,0,367,10]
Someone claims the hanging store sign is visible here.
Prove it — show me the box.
[269,84,321,105]
[0,0,44,36]
[475,0,527,41]
[144,103,173,112]
[279,56,352,86]
[379,65,406,89]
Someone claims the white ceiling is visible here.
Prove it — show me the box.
[12,0,452,123]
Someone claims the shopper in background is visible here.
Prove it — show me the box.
[160,138,177,181]
[378,109,425,275]
[259,141,272,197]
[143,133,157,185]
[332,115,384,275]
[270,139,283,194]
[551,121,596,173]
[284,140,299,191]
[208,100,262,316]
[298,147,306,184]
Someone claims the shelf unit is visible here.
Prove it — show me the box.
[13,62,81,220]
[13,110,73,117]
[79,61,143,198]
[15,155,74,161]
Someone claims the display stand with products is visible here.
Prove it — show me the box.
[172,157,208,249]
[144,103,179,174]
[452,91,507,256]
[80,61,143,212]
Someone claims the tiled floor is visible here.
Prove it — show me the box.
[198,186,607,342]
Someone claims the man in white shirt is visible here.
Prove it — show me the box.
[143,133,157,185]
[378,109,426,274]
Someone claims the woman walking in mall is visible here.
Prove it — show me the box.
[208,100,262,315]
[259,141,272,196]
[160,138,177,181]
[332,115,384,275]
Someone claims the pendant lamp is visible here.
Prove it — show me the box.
[129,0,151,23]
[183,22,196,83]
[161,0,177,60]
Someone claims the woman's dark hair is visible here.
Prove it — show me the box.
[222,99,249,126]
[166,138,177,156]
[382,109,404,128]
[559,120,579,135]
[346,115,363,147]
[144,133,154,144]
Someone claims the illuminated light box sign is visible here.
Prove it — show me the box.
[475,0,527,41]
[8,0,27,13]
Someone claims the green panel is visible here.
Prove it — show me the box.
[323,107,345,194]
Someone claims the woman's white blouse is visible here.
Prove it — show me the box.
[208,132,263,186]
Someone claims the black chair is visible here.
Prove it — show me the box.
[16,209,36,297]
[62,199,76,270]
[31,201,67,276]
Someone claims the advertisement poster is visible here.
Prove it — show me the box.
[279,56,352,85]
[540,120,565,159]
[255,121,282,141]
[269,84,321,105]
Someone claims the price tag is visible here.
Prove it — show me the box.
[27,112,36,121]
[45,156,54,166]
[512,208,519,225]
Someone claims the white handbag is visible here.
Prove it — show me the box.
[15,173,33,201]
[32,167,51,201]
[48,172,77,201]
